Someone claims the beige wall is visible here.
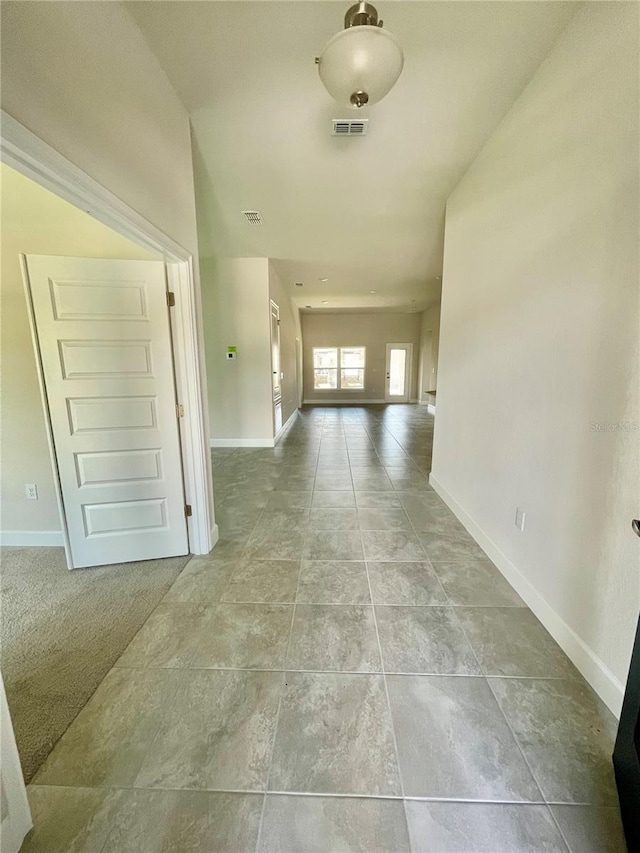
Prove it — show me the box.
[418,303,441,401]
[269,264,301,427]
[202,258,274,443]
[433,2,639,715]
[302,312,421,403]
[1,1,198,256]
[202,258,301,444]
[1,0,212,528]
[0,165,157,534]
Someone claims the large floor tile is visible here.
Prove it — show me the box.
[287,605,381,672]
[387,675,541,800]
[433,560,525,606]
[116,602,208,668]
[357,508,412,530]
[101,790,264,853]
[163,557,235,603]
[367,561,447,605]
[375,606,480,674]
[265,490,313,510]
[275,475,315,491]
[311,490,357,508]
[33,668,180,787]
[258,795,411,852]
[419,532,488,561]
[244,527,306,560]
[409,509,469,536]
[22,786,124,853]
[269,672,401,795]
[405,801,568,852]
[489,678,619,804]
[297,560,371,604]
[307,508,359,529]
[550,805,627,853]
[361,530,426,561]
[190,603,293,669]
[221,559,300,603]
[209,534,251,560]
[314,475,353,491]
[457,607,578,677]
[355,491,403,508]
[303,530,365,561]
[257,508,310,531]
[135,669,283,791]
[350,473,394,491]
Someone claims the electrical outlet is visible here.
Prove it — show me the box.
[515,506,526,532]
[25,483,38,500]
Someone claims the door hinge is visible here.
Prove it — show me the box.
[184,504,192,517]
[166,291,176,308]
[176,403,184,418]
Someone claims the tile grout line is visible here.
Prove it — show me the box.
[254,431,315,853]
[27,779,595,808]
[445,596,562,817]
[361,527,410,822]
[110,661,577,680]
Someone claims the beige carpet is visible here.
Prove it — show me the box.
[1,546,190,782]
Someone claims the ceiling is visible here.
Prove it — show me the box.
[129,1,575,312]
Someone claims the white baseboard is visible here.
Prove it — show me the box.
[429,473,624,718]
[275,409,297,444]
[0,530,64,546]
[427,403,436,414]
[303,398,386,405]
[210,438,275,448]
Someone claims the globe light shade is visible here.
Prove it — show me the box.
[318,25,404,108]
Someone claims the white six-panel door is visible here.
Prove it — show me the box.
[23,255,189,568]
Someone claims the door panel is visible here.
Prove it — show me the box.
[385,343,412,403]
[24,255,189,568]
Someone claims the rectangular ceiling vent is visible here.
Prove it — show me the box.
[332,119,369,137]
[242,210,264,225]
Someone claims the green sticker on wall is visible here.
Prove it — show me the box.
[227,346,237,353]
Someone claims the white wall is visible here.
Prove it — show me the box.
[432,2,639,715]
[203,258,274,444]
[0,165,158,536]
[418,303,441,402]
[302,312,421,403]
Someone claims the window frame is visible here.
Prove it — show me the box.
[312,346,366,391]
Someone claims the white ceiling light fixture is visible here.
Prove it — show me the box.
[316,3,404,109]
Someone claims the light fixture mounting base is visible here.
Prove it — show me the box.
[344,2,383,29]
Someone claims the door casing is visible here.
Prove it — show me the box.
[1,110,216,557]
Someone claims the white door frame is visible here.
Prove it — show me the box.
[0,111,217,557]
[1,674,32,853]
[385,342,413,403]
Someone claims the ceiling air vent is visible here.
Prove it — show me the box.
[332,119,369,137]
[242,210,264,225]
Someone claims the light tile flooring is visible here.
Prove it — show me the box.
[23,406,627,852]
